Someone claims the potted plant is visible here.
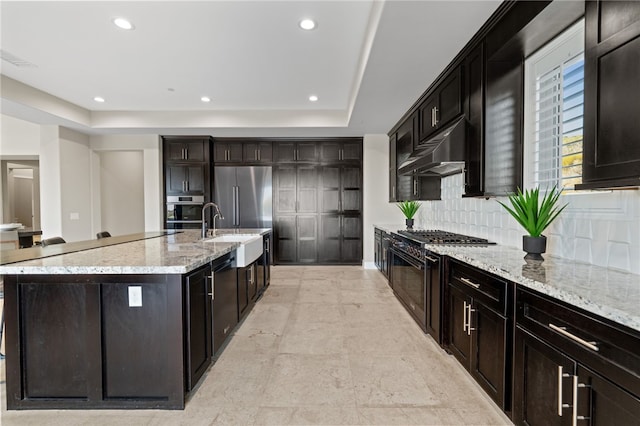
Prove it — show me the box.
[497,186,568,261]
[397,200,421,229]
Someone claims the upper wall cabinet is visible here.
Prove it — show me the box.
[463,43,485,197]
[164,138,209,162]
[578,0,640,189]
[214,142,243,164]
[273,141,319,163]
[418,67,463,145]
[319,139,362,163]
[162,136,211,197]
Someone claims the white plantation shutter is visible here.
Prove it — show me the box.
[526,19,584,191]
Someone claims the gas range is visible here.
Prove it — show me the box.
[390,229,494,263]
[397,229,495,246]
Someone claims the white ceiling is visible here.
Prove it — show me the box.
[0,0,502,137]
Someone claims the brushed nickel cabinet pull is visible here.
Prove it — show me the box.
[557,366,572,416]
[463,301,468,332]
[425,255,438,263]
[460,277,480,289]
[209,273,215,300]
[467,304,476,335]
[433,107,439,126]
[549,323,599,351]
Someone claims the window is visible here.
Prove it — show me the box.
[524,20,585,191]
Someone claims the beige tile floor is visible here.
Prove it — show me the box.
[0,266,512,425]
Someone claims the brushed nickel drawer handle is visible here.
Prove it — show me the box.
[425,255,438,263]
[460,277,480,289]
[549,323,599,352]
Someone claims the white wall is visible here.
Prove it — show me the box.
[99,151,145,236]
[90,134,162,232]
[0,114,40,156]
[58,127,92,242]
[415,173,640,274]
[362,134,403,268]
[39,125,63,238]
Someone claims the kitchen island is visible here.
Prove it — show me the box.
[0,229,270,410]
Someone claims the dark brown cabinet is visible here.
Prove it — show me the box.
[164,139,208,162]
[184,264,212,391]
[163,137,211,197]
[242,142,273,164]
[389,134,398,202]
[165,164,207,195]
[319,214,362,264]
[237,262,258,321]
[319,139,362,162]
[578,0,640,189]
[211,253,238,355]
[374,228,391,279]
[214,142,243,163]
[447,260,511,411]
[463,42,485,196]
[513,287,640,426]
[418,67,463,143]
[256,233,271,295]
[273,141,319,162]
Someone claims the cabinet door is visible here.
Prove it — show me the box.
[165,141,187,161]
[320,166,340,213]
[341,215,362,264]
[319,214,341,263]
[214,143,228,163]
[242,143,260,162]
[165,140,207,162]
[274,215,297,263]
[297,215,318,263]
[389,134,398,202]
[185,165,205,194]
[227,143,243,162]
[437,69,462,129]
[237,266,250,320]
[464,43,484,196]
[581,1,640,186]
[320,142,341,162]
[274,142,296,162]
[576,364,640,425]
[448,284,472,366]
[166,165,188,194]
[258,142,273,163]
[341,166,361,212]
[212,260,238,354]
[184,265,212,391]
[374,230,382,270]
[425,256,441,343]
[514,328,575,426]
[297,166,318,213]
[342,141,362,161]
[419,93,439,141]
[297,142,318,162]
[471,301,508,409]
[274,166,297,214]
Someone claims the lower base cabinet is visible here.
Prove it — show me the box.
[513,288,640,425]
[237,261,258,321]
[184,265,212,392]
[211,253,238,355]
[447,260,511,411]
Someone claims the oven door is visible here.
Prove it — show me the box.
[167,202,204,229]
[390,248,427,332]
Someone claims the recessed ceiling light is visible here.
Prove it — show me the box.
[309,95,318,102]
[201,96,211,103]
[299,19,316,30]
[94,96,105,103]
[113,18,134,30]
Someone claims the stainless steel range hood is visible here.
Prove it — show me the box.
[397,116,467,176]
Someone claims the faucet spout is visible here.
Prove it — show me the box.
[202,202,224,238]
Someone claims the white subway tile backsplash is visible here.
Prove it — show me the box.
[414,175,640,274]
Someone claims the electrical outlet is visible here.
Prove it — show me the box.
[128,286,142,307]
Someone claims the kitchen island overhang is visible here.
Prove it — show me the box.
[0,229,270,410]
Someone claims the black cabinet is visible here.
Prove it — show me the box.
[214,142,243,163]
[319,214,362,264]
[513,287,640,426]
[463,42,485,196]
[163,137,211,197]
[184,264,212,391]
[164,138,209,162]
[237,262,258,322]
[578,1,640,189]
[242,142,273,164]
[389,134,398,202]
[165,164,207,195]
[211,253,237,355]
[393,114,417,201]
[319,139,362,163]
[374,228,391,279]
[424,252,442,343]
[418,67,463,142]
[256,233,271,295]
[447,260,511,410]
[273,141,319,162]
[319,165,362,213]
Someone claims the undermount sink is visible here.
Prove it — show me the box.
[207,234,262,267]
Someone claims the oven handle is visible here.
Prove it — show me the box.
[390,248,425,271]
[167,202,205,206]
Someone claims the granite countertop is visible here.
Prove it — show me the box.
[373,224,640,332]
[0,228,270,275]
[374,224,405,234]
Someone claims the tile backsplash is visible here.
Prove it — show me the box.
[414,174,640,274]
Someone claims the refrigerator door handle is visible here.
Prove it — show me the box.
[232,186,237,227]
[234,186,240,226]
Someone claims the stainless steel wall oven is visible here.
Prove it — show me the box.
[166,195,205,229]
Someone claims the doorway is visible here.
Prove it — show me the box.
[1,160,40,229]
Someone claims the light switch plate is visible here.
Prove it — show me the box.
[69,212,80,220]
[128,286,142,307]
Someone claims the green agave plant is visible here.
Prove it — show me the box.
[497,186,568,237]
[397,200,421,219]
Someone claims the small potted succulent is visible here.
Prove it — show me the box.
[397,200,421,230]
[497,186,568,262]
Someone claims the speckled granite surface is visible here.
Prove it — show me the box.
[0,229,270,275]
[374,224,640,333]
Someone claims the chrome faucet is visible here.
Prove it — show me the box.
[202,202,224,238]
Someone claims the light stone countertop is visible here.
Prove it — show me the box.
[373,224,640,333]
[0,229,270,275]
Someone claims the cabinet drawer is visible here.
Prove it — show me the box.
[517,287,640,397]
[449,260,507,314]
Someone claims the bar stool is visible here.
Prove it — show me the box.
[40,237,66,247]
[96,231,111,239]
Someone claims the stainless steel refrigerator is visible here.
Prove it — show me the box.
[213,166,272,229]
